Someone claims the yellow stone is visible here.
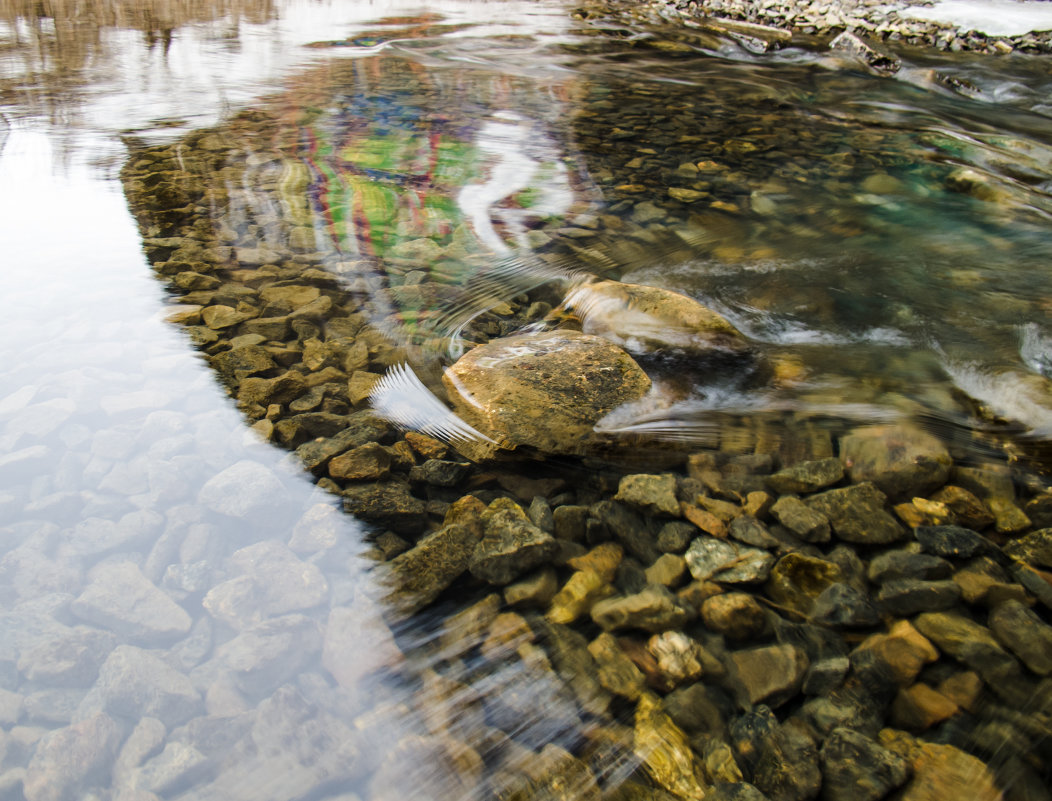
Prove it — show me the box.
[633,693,707,800]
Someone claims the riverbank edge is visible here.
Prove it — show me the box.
[616,0,1052,53]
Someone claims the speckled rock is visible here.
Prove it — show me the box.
[819,727,910,801]
[988,599,1052,675]
[766,457,843,495]
[442,329,651,454]
[685,537,775,584]
[470,498,560,585]
[914,525,993,559]
[806,482,904,544]
[615,473,681,517]
[752,719,821,801]
[383,522,481,613]
[633,692,708,800]
[770,496,830,543]
[591,585,694,633]
[701,592,767,640]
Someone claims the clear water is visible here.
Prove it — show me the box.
[2,1,1052,799]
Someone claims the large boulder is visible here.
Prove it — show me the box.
[839,424,952,499]
[442,329,651,454]
[561,280,750,356]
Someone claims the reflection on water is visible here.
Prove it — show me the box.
[5,1,1052,800]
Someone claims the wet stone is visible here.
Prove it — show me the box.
[840,424,951,499]
[853,620,939,687]
[17,627,117,688]
[727,515,779,549]
[896,741,1001,801]
[633,693,708,801]
[811,582,881,628]
[443,329,651,454]
[328,442,391,481]
[23,713,123,801]
[546,570,611,624]
[752,719,821,801]
[591,585,694,633]
[588,633,647,700]
[71,561,192,645]
[504,568,560,609]
[1003,527,1052,569]
[469,498,559,585]
[729,644,809,707]
[914,525,993,559]
[340,481,426,535]
[988,599,1052,675]
[383,523,480,614]
[685,537,775,584]
[930,485,994,530]
[615,473,681,517]
[876,578,962,616]
[553,505,589,542]
[890,682,958,731]
[590,499,662,564]
[819,726,909,801]
[868,550,953,583]
[806,482,904,545]
[700,592,767,640]
[801,656,850,696]
[770,496,830,543]
[657,520,695,553]
[766,457,843,495]
[79,645,202,728]
[197,459,290,521]
[765,553,844,616]
[408,459,472,487]
[213,614,322,697]
[913,611,1021,689]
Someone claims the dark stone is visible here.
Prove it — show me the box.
[729,706,778,781]
[383,523,481,613]
[729,515,780,548]
[590,499,661,564]
[657,520,696,553]
[296,410,393,473]
[766,457,843,494]
[801,656,850,695]
[469,498,560,585]
[769,496,830,543]
[914,612,1024,697]
[915,525,994,559]
[663,682,732,736]
[867,550,953,583]
[819,726,910,801]
[988,599,1052,676]
[408,459,472,487]
[341,481,426,535]
[1003,528,1052,569]
[553,505,589,541]
[805,482,904,544]
[707,784,771,801]
[811,583,880,628]
[876,578,962,616]
[752,719,821,801]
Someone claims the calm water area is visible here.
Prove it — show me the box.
[2,0,1052,799]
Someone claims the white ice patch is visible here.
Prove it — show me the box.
[897,0,1052,37]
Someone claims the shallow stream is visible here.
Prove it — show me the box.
[2,1,1052,800]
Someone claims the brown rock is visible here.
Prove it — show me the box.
[854,620,939,686]
[700,592,767,640]
[442,329,651,454]
[681,504,727,537]
[897,742,1002,801]
[930,485,994,530]
[728,644,809,706]
[890,683,959,731]
[562,279,749,355]
[935,671,983,712]
[766,553,844,615]
[840,424,952,499]
[328,442,391,481]
[404,430,448,460]
[633,693,708,800]
[566,542,624,583]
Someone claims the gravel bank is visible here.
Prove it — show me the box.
[646,0,1052,52]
